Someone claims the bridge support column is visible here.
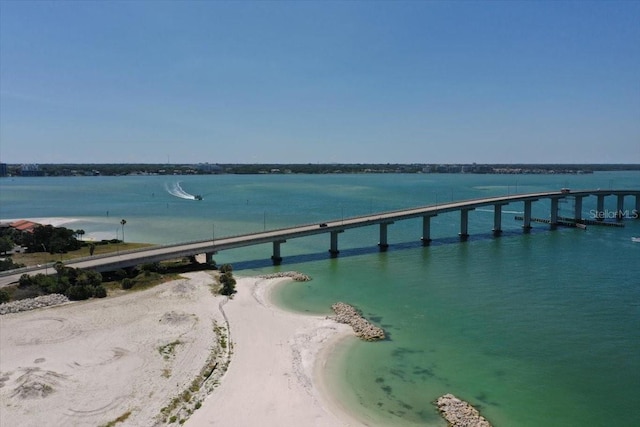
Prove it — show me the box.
[574,195,584,221]
[271,240,286,265]
[329,231,341,258]
[636,195,640,219]
[459,209,473,240]
[550,197,559,229]
[205,252,216,265]
[523,200,533,232]
[421,215,435,245]
[616,194,625,221]
[493,204,503,236]
[378,223,393,251]
[596,194,605,222]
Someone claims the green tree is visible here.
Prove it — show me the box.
[0,289,10,304]
[0,257,25,272]
[219,264,233,274]
[219,271,236,296]
[85,270,102,286]
[93,285,107,298]
[66,285,92,301]
[89,242,96,256]
[18,274,33,288]
[0,236,13,255]
[26,225,80,253]
[75,229,85,241]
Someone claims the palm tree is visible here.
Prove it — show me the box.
[75,229,85,241]
[120,219,127,243]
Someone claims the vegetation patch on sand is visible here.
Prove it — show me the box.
[100,410,132,427]
[158,319,232,425]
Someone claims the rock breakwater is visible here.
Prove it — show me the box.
[436,393,492,427]
[0,294,70,315]
[329,302,385,341]
[257,271,311,282]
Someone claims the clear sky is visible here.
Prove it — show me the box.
[1,0,638,164]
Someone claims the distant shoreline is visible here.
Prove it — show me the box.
[2,163,640,178]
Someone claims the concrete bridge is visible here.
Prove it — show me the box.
[1,189,638,287]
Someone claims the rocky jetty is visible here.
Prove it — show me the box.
[257,271,311,282]
[0,294,70,315]
[436,393,492,427]
[329,302,385,341]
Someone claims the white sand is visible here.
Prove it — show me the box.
[185,276,364,427]
[0,272,224,426]
[0,273,368,427]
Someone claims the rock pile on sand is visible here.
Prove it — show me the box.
[329,302,385,341]
[0,294,69,315]
[436,393,492,427]
[258,271,311,282]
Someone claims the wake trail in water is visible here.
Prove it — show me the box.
[165,182,197,200]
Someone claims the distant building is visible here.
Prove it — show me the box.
[9,220,41,234]
[0,163,7,177]
[20,164,45,177]
[198,163,223,173]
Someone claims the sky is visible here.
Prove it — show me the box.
[0,0,639,165]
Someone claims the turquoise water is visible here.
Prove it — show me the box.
[1,172,639,426]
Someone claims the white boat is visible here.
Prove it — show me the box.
[632,237,640,243]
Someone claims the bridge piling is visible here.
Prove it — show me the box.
[329,231,341,258]
[616,194,625,221]
[493,204,503,236]
[596,194,606,222]
[271,240,285,265]
[378,223,392,251]
[574,195,584,221]
[550,197,560,229]
[636,195,640,219]
[205,252,216,265]
[459,209,473,240]
[522,200,533,232]
[421,215,434,245]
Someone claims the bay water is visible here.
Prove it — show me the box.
[1,171,638,426]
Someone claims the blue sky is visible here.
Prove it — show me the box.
[1,0,638,164]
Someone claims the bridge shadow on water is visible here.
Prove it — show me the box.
[231,227,552,272]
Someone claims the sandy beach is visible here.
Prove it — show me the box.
[0,271,366,427]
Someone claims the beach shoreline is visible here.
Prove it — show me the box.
[0,272,372,426]
[185,275,368,426]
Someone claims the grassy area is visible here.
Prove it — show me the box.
[102,271,183,294]
[11,242,154,267]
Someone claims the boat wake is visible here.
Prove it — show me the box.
[632,237,640,243]
[165,182,201,201]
